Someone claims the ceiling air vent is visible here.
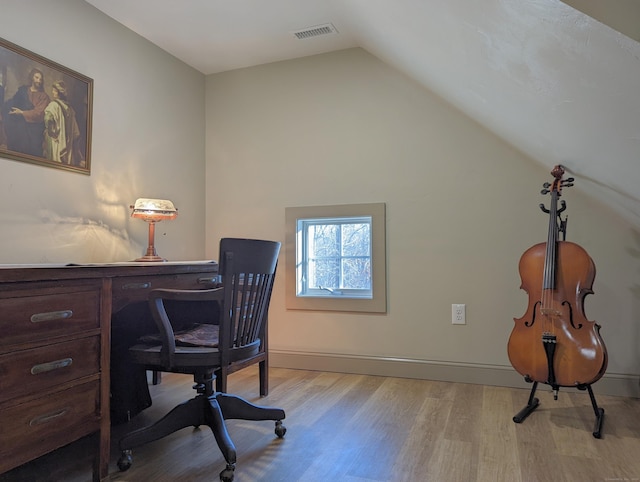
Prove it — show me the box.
[292,23,338,40]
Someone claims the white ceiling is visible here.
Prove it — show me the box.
[84,0,640,226]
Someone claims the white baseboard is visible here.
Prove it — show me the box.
[270,350,640,398]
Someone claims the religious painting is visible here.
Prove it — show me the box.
[0,37,93,174]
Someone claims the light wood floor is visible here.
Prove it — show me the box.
[2,366,639,482]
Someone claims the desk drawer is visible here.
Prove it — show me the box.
[112,272,218,311]
[0,380,100,474]
[0,287,100,348]
[0,336,100,404]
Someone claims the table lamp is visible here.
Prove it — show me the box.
[130,198,178,262]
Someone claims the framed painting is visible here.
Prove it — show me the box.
[0,37,93,174]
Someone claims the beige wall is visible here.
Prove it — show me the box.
[206,48,639,395]
[0,0,206,264]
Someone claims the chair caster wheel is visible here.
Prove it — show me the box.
[117,450,133,472]
[219,464,235,481]
[275,420,286,438]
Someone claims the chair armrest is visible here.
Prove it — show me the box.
[148,288,224,368]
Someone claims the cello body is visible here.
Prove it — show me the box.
[508,240,607,387]
[508,165,607,389]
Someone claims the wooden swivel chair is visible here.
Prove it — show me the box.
[117,238,286,482]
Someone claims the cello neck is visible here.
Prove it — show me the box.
[540,165,572,316]
[543,188,559,291]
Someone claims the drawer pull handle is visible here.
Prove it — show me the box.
[30,310,73,323]
[198,277,219,284]
[31,357,73,375]
[121,282,151,290]
[29,408,69,426]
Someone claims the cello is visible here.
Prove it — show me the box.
[507,165,608,438]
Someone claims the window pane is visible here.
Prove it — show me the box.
[342,258,371,289]
[309,258,339,288]
[341,223,370,256]
[311,224,340,257]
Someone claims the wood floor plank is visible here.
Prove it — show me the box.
[391,384,454,480]
[478,386,521,482]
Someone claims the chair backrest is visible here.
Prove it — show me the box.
[217,238,280,365]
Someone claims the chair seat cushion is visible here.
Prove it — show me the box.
[140,323,219,347]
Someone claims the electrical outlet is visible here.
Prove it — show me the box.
[452,304,466,325]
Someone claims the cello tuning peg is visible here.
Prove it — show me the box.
[566,177,575,182]
[543,182,551,188]
[541,189,550,195]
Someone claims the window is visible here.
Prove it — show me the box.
[297,216,372,298]
[285,203,386,313]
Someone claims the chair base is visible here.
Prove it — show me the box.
[117,392,286,481]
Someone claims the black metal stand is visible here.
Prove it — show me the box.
[513,380,605,438]
[513,381,540,423]
[581,383,605,438]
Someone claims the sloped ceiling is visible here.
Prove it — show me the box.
[84,0,640,225]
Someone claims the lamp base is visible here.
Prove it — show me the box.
[135,222,168,262]
[134,254,167,262]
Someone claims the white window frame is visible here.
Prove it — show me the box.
[297,215,373,299]
[285,203,386,313]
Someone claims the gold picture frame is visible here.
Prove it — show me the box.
[0,36,93,174]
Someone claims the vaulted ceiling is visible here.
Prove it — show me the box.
[84,0,640,226]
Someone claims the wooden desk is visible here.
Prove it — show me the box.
[0,261,218,481]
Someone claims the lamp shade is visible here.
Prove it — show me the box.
[130,198,177,262]
[130,198,178,222]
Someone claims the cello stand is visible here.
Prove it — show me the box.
[513,381,540,424]
[513,380,605,439]
[580,383,605,439]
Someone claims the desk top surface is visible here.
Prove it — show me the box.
[0,260,218,283]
